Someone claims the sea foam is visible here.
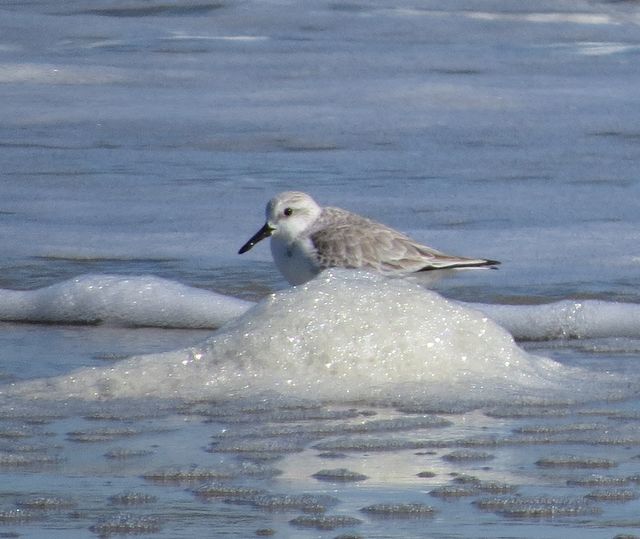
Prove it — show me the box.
[0,274,252,328]
[2,270,597,407]
[1,274,639,345]
[478,301,640,340]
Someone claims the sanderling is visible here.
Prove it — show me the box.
[238,191,499,285]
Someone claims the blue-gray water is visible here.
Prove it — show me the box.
[1,1,640,537]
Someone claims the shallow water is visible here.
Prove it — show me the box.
[1,0,640,537]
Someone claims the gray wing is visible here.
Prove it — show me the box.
[308,208,495,274]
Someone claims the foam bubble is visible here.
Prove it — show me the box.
[478,301,640,340]
[289,515,362,531]
[360,503,436,517]
[2,270,598,408]
[0,274,251,328]
[3,273,640,346]
[0,63,127,84]
[89,514,162,536]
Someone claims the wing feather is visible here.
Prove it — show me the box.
[308,207,497,274]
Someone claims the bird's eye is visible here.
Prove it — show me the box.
[283,207,293,217]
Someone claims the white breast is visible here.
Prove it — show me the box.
[270,236,320,285]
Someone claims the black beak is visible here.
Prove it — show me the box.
[238,223,274,254]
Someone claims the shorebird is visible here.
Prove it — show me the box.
[239,191,499,285]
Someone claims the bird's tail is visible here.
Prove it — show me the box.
[419,256,500,272]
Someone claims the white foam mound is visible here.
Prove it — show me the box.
[4,270,580,406]
[477,301,640,341]
[0,274,252,328]
[3,274,639,346]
